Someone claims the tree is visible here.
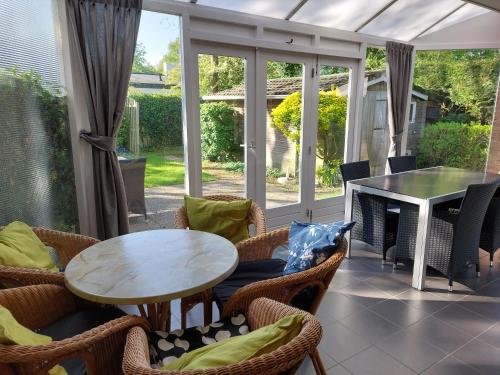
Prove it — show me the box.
[365,47,386,71]
[159,38,182,89]
[271,90,347,168]
[132,43,158,74]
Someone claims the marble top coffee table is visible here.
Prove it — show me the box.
[65,229,238,330]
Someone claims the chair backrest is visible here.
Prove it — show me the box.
[453,181,499,267]
[119,158,147,215]
[340,160,370,189]
[387,155,417,174]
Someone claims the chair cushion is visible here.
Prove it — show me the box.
[39,307,125,375]
[163,314,304,371]
[0,305,67,375]
[213,259,286,311]
[149,314,250,368]
[184,196,252,244]
[0,221,58,271]
[283,221,354,275]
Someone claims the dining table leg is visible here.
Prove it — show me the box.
[344,183,355,259]
[138,302,171,331]
[412,200,433,290]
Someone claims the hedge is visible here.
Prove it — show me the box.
[417,122,491,171]
[118,93,183,151]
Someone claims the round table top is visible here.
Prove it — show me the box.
[64,229,239,305]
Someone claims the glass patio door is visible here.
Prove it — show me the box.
[255,51,315,227]
[306,57,359,223]
[191,43,256,200]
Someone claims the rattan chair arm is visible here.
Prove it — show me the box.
[0,265,65,287]
[235,228,289,262]
[222,241,347,319]
[0,285,77,330]
[175,206,190,229]
[0,315,149,364]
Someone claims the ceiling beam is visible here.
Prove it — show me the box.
[410,3,466,41]
[285,0,309,21]
[463,0,500,12]
[355,0,399,32]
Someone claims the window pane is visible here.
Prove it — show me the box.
[314,65,349,200]
[0,0,78,231]
[117,11,184,232]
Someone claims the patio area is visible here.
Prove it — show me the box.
[1,0,500,374]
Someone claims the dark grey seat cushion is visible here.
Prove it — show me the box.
[213,258,317,313]
[39,307,126,375]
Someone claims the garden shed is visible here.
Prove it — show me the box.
[203,70,428,175]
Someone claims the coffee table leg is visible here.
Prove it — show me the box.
[138,302,171,331]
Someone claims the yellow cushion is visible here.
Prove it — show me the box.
[184,196,252,244]
[162,314,304,371]
[0,221,58,271]
[0,305,67,375]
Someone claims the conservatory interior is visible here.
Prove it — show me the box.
[1,0,500,374]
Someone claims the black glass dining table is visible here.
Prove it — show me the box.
[344,166,500,290]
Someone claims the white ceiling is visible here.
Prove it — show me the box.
[176,0,500,49]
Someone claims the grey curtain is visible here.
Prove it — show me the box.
[386,41,414,158]
[66,0,142,239]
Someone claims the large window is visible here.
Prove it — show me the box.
[0,0,78,231]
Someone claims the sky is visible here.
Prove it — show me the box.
[137,11,180,68]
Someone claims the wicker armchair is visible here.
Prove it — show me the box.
[394,181,498,291]
[214,228,346,319]
[122,298,325,375]
[387,155,417,174]
[0,284,149,375]
[340,161,398,262]
[0,227,99,287]
[480,191,500,267]
[175,195,267,328]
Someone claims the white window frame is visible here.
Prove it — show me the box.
[409,101,417,124]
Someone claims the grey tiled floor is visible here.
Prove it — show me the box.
[295,241,500,375]
[122,240,500,375]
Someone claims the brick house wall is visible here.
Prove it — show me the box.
[486,81,500,174]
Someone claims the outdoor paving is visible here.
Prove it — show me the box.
[128,177,301,232]
[121,239,500,375]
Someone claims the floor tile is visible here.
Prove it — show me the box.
[340,309,400,343]
[329,269,362,290]
[421,355,481,375]
[453,339,500,375]
[365,274,411,297]
[327,364,352,375]
[459,294,500,321]
[339,279,391,308]
[296,349,336,375]
[477,322,500,349]
[342,346,416,375]
[404,316,473,354]
[395,289,451,315]
[369,298,428,328]
[316,291,366,324]
[376,330,447,373]
[319,321,371,363]
[433,303,495,337]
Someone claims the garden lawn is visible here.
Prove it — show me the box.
[140,149,215,188]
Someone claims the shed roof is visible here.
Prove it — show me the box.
[203,70,428,100]
[129,73,172,89]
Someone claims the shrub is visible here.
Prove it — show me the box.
[271,91,347,168]
[417,122,491,171]
[266,167,285,179]
[223,161,245,173]
[117,93,183,151]
[316,159,342,187]
[200,102,241,162]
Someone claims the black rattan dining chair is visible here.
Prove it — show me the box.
[341,160,398,263]
[394,181,499,291]
[480,188,500,267]
[388,155,417,174]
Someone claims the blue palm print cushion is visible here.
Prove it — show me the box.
[283,220,355,275]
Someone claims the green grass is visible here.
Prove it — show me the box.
[138,148,215,188]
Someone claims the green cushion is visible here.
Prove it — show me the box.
[0,221,58,271]
[184,196,252,244]
[0,305,67,375]
[162,314,304,371]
